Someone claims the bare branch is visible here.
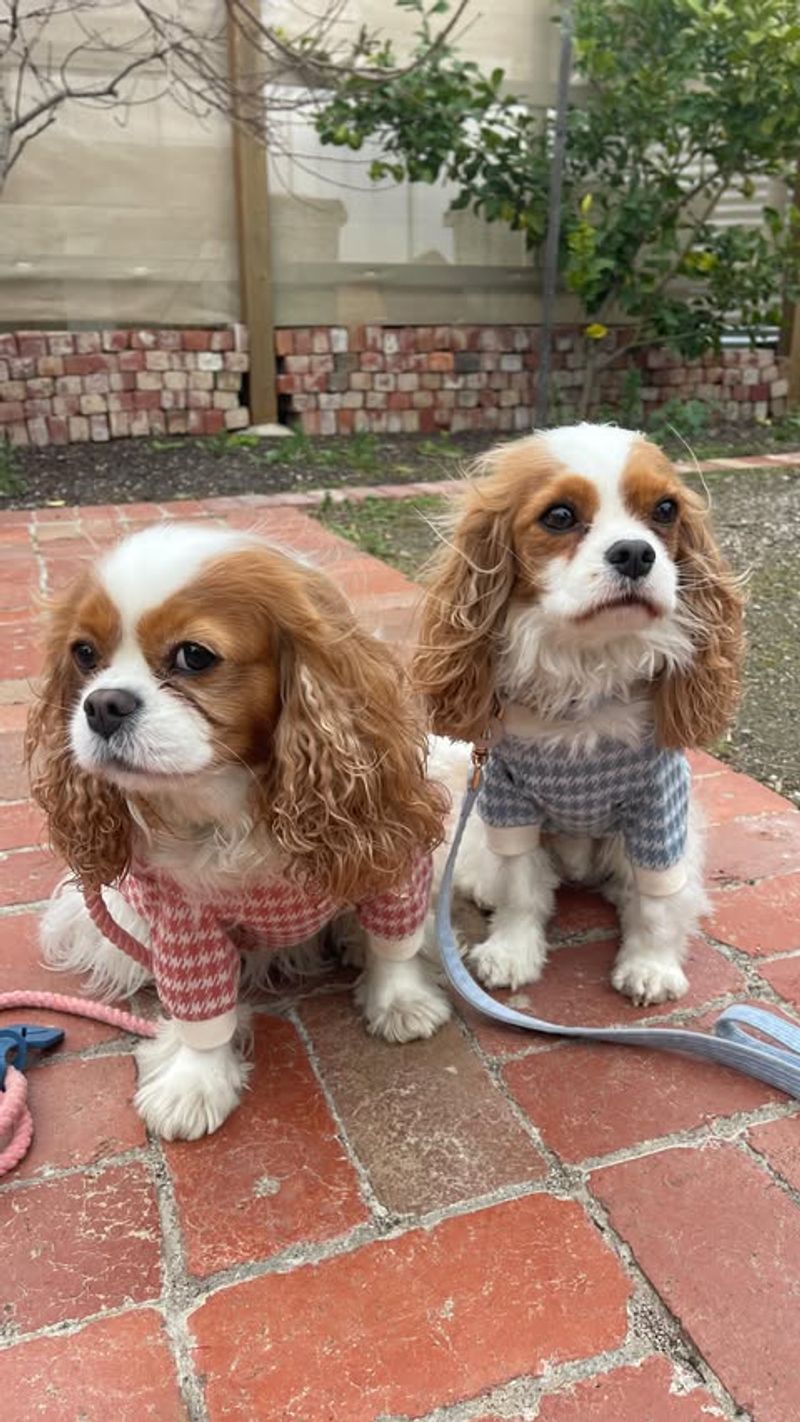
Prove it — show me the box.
[3,107,58,178]
[229,0,471,84]
[0,0,473,190]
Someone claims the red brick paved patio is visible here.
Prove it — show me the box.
[1,495,799,1421]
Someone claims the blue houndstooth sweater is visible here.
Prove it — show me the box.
[477,725,690,893]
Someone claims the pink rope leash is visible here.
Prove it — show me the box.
[0,990,157,1180]
[83,888,153,968]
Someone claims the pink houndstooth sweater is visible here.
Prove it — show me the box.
[114,854,433,1024]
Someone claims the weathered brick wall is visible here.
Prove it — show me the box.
[1,322,790,445]
[0,327,249,446]
[277,324,790,435]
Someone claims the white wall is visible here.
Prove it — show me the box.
[0,0,562,326]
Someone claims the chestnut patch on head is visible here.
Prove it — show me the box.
[512,473,600,594]
[60,580,122,681]
[136,556,283,765]
[621,441,685,554]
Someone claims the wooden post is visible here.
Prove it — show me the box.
[786,306,800,409]
[779,163,800,409]
[534,0,574,428]
[227,0,277,425]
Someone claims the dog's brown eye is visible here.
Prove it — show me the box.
[652,497,678,525]
[540,503,577,532]
[171,642,219,674]
[72,641,98,672]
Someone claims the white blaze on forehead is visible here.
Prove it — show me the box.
[99,523,253,624]
[541,424,641,515]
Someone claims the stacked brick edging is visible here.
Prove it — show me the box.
[1,322,790,445]
[277,324,791,436]
[0,328,250,447]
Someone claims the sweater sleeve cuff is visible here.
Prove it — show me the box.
[173,1009,238,1050]
[634,862,688,897]
[367,925,425,961]
[484,823,541,856]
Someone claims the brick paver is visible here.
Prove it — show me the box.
[163,1017,368,1278]
[190,1194,631,1421]
[533,1355,723,1421]
[0,1311,186,1420]
[593,1144,800,1422]
[1,496,799,1419]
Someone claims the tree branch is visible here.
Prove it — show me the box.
[11,46,172,136]
[1,0,475,187]
[226,0,471,84]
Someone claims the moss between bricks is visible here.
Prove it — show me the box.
[315,467,800,803]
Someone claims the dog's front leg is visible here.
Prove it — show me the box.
[611,813,708,1007]
[468,834,558,991]
[356,927,451,1043]
[134,1009,252,1141]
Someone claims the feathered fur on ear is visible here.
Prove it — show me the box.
[25,582,132,891]
[655,488,745,749]
[220,553,446,904]
[412,461,520,740]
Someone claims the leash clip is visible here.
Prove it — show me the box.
[470,744,488,791]
[0,1025,64,1090]
[470,703,505,790]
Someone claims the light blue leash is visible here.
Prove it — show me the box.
[436,756,800,1099]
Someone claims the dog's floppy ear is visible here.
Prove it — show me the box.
[26,577,132,890]
[219,550,445,903]
[412,460,521,741]
[655,487,745,749]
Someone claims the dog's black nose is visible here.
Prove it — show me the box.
[84,688,142,741]
[605,539,656,581]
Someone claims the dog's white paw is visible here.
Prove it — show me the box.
[356,956,451,1043]
[469,927,547,991]
[611,955,689,1006]
[134,1021,250,1140]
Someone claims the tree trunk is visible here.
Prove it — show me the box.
[0,88,11,195]
[578,339,601,418]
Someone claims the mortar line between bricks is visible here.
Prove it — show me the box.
[290,1003,390,1223]
[185,1218,383,1305]
[0,1297,165,1355]
[454,973,777,1420]
[450,1007,572,1180]
[146,1137,211,1422]
[0,1142,150,1196]
[0,897,50,916]
[441,1009,751,1421]
[699,933,800,1021]
[476,1048,797,1214]
[577,1182,752,1422]
[30,525,49,600]
[702,931,800,986]
[24,1034,139,1067]
[384,1337,723,1422]
[474,983,781,1068]
[734,1133,800,1208]
[380,1343,651,1422]
[575,1097,800,1175]
[187,1172,579,1307]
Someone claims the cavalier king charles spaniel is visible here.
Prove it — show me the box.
[418,424,744,1006]
[27,524,448,1140]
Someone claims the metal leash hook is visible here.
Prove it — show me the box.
[470,703,504,791]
